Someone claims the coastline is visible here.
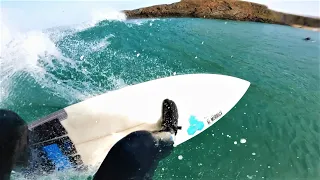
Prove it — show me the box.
[291,24,320,32]
[123,0,320,32]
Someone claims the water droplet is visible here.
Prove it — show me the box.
[136,53,140,57]
[178,155,183,160]
[244,112,246,115]
[80,55,84,60]
[195,56,198,59]
[240,138,247,144]
[201,41,204,44]
[173,72,177,76]
[268,166,271,169]
[234,141,237,145]
[212,134,215,137]
[162,168,165,171]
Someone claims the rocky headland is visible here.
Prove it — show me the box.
[123,0,320,31]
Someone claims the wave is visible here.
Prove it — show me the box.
[0,8,127,105]
[0,2,175,108]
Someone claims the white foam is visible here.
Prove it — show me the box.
[91,8,126,23]
[107,75,128,90]
[125,18,161,26]
[0,19,111,104]
[0,25,66,101]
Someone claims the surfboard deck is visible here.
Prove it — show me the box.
[28,73,250,170]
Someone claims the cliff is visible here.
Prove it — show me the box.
[123,0,320,30]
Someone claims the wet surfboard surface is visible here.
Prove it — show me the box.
[28,73,250,172]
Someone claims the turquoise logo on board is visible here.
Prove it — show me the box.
[187,115,204,135]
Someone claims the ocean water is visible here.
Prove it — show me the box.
[1,12,320,180]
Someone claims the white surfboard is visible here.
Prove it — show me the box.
[28,73,250,170]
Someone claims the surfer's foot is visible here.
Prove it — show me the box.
[160,99,182,135]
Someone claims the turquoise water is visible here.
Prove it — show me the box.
[1,18,319,180]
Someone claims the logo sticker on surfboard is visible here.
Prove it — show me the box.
[206,111,223,125]
[187,115,204,135]
[186,111,223,135]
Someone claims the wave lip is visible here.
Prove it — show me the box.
[76,9,127,31]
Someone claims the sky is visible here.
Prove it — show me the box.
[244,0,320,18]
[0,0,319,32]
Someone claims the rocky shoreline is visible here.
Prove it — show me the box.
[123,0,320,31]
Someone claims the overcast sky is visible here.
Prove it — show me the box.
[1,0,319,31]
[244,0,319,18]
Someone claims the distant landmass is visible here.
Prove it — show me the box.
[123,0,320,31]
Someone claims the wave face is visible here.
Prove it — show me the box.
[1,2,320,179]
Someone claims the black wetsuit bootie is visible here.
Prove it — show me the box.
[160,99,182,135]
